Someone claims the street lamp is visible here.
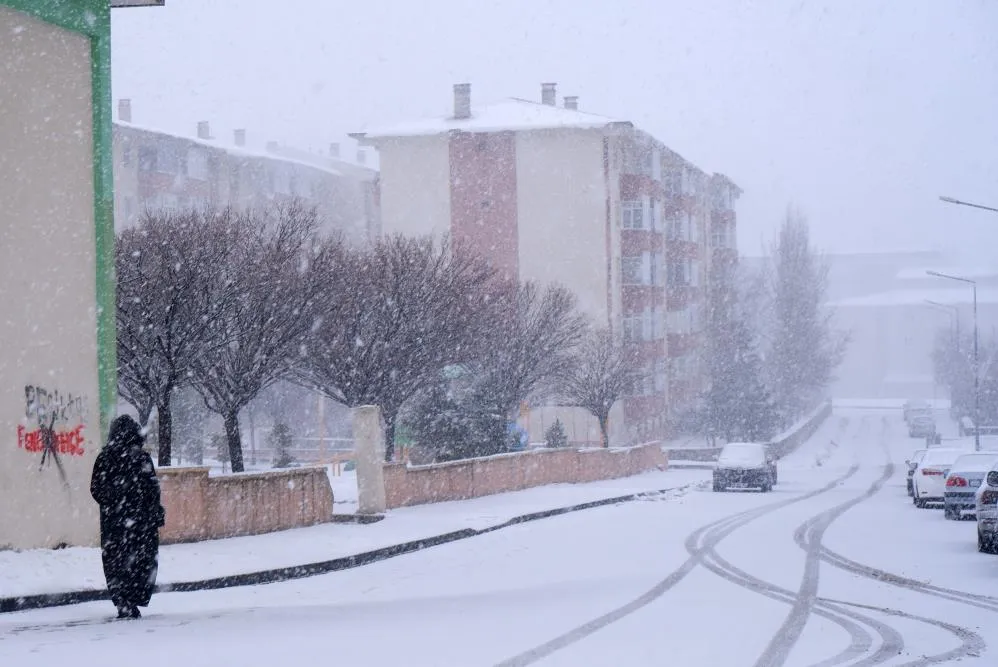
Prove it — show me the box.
[939,196,998,214]
[927,270,980,450]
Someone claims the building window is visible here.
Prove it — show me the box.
[622,256,644,285]
[623,315,643,343]
[666,211,687,241]
[689,212,699,243]
[665,170,681,198]
[122,144,132,168]
[654,358,668,393]
[138,146,156,172]
[668,259,699,287]
[622,200,644,229]
[187,148,208,181]
[153,147,181,175]
[123,196,134,223]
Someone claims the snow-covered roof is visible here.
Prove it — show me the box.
[354,97,628,141]
[828,288,998,308]
[114,120,350,178]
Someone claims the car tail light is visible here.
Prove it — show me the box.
[946,476,968,487]
[922,468,944,476]
[982,490,998,505]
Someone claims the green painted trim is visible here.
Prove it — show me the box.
[2,1,118,437]
[0,0,108,37]
[90,13,117,441]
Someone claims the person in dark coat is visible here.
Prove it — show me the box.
[90,415,165,619]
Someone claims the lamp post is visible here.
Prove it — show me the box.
[927,271,979,450]
[939,196,998,214]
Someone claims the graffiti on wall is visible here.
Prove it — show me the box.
[17,386,90,483]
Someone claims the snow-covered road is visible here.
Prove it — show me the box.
[2,409,996,666]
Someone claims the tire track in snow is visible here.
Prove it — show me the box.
[777,418,986,666]
[493,463,862,667]
[752,460,896,667]
[691,512,902,667]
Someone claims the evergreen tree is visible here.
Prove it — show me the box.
[545,419,569,448]
[270,422,295,468]
[704,265,778,442]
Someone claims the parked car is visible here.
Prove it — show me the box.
[975,465,998,553]
[943,453,998,519]
[713,442,775,492]
[908,414,937,438]
[905,449,928,496]
[903,399,931,424]
[912,447,966,508]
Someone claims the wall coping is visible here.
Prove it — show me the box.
[389,442,656,472]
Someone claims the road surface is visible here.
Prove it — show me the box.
[1,409,995,666]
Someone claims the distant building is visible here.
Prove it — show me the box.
[353,83,741,443]
[112,99,380,245]
[825,255,998,401]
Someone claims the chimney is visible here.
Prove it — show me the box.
[453,83,471,120]
[233,129,246,147]
[356,149,367,165]
[197,121,211,140]
[329,142,340,159]
[541,82,557,106]
[564,96,578,111]
[118,98,132,123]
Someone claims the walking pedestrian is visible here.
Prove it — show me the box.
[90,415,165,619]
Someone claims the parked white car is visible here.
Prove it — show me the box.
[912,447,966,508]
[943,452,998,519]
[975,464,998,553]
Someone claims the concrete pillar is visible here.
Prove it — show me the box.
[353,405,386,515]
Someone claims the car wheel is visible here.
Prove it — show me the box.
[713,482,724,492]
[979,529,998,554]
[943,506,955,520]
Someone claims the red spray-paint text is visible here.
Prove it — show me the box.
[17,425,86,457]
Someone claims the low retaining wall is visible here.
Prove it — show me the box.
[157,466,333,544]
[383,442,667,509]
[666,401,833,462]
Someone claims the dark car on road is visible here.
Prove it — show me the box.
[713,442,775,492]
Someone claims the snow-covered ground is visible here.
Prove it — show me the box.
[2,408,997,666]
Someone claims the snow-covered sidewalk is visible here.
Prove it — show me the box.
[0,468,707,600]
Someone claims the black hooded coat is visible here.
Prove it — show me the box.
[90,415,165,610]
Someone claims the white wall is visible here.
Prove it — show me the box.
[515,129,610,323]
[0,9,102,549]
[374,135,451,238]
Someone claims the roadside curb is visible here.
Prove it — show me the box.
[0,482,696,615]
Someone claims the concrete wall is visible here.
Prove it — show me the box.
[383,442,667,509]
[515,129,609,322]
[0,9,102,549]
[376,135,451,239]
[157,466,334,544]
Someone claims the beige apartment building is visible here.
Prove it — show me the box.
[353,83,740,444]
[112,99,380,244]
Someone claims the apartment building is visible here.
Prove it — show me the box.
[112,99,380,244]
[352,83,740,444]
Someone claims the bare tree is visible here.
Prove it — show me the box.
[190,201,326,472]
[297,235,494,461]
[562,327,640,448]
[115,208,240,465]
[468,281,587,450]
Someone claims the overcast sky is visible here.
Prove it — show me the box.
[111,0,998,259]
